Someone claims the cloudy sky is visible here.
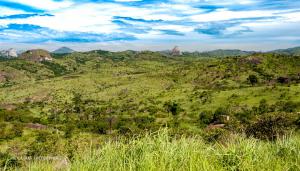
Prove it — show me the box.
[0,0,299,51]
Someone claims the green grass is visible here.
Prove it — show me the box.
[15,130,300,171]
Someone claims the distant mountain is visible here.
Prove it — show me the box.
[52,47,75,54]
[20,49,53,62]
[182,49,255,57]
[270,46,300,56]
[0,48,18,58]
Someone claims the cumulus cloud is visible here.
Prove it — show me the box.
[0,0,299,51]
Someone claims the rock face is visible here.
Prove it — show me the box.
[0,48,18,58]
[20,49,53,62]
[171,46,181,56]
[52,47,75,54]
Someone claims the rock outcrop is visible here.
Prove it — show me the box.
[20,49,53,62]
[171,46,181,56]
[0,48,18,58]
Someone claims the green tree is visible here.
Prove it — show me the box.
[164,101,181,116]
[247,75,258,86]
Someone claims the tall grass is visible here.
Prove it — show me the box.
[22,130,300,171]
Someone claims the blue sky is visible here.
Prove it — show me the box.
[0,0,299,51]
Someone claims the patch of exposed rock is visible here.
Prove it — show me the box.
[20,49,53,62]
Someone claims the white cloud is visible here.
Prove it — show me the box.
[0,7,27,15]
[115,0,142,2]
[190,9,276,22]
[0,0,300,51]
[5,0,73,11]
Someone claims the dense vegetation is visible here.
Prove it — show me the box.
[0,50,300,170]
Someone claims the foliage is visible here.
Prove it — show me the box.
[246,113,296,140]
[247,74,258,85]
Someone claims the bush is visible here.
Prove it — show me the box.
[203,128,229,142]
[164,101,182,116]
[134,115,155,129]
[0,123,23,140]
[199,110,214,126]
[278,101,299,112]
[0,152,21,168]
[247,75,258,85]
[93,122,108,134]
[26,131,63,157]
[213,107,229,123]
[246,114,295,140]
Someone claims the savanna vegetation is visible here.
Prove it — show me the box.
[0,50,300,170]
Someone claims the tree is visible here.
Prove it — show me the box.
[72,92,83,114]
[164,101,182,127]
[164,101,181,116]
[258,99,268,114]
[247,75,258,86]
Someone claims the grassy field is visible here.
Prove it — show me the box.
[15,130,300,171]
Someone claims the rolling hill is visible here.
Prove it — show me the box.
[271,46,300,56]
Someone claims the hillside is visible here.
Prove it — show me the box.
[271,46,300,56]
[0,51,300,170]
[190,49,254,57]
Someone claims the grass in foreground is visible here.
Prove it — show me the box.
[12,130,300,171]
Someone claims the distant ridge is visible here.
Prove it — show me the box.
[270,46,300,56]
[196,49,254,57]
[177,49,255,57]
[52,47,75,54]
[160,46,300,57]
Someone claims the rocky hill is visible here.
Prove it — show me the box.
[0,48,18,58]
[20,49,53,62]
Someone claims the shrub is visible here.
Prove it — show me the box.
[0,152,21,168]
[199,110,214,126]
[93,122,108,134]
[41,61,68,76]
[257,99,269,114]
[164,101,182,116]
[203,128,229,142]
[235,108,254,124]
[64,124,75,138]
[277,77,290,84]
[246,114,295,140]
[247,74,258,85]
[26,131,63,157]
[275,101,299,112]
[134,115,155,129]
[118,125,133,135]
[213,107,229,123]
[0,123,23,140]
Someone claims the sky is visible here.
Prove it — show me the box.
[0,0,300,52]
